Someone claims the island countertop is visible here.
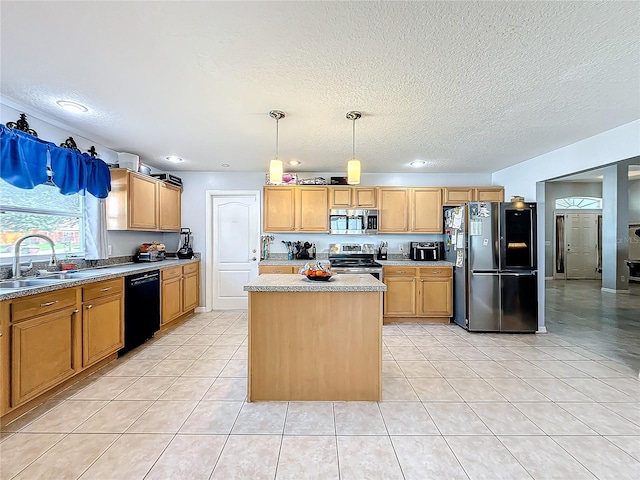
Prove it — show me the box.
[243,273,386,292]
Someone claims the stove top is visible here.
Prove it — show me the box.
[328,256,382,268]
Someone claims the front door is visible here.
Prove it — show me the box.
[211,192,260,309]
[565,213,598,279]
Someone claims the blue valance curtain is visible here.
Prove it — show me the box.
[0,124,111,198]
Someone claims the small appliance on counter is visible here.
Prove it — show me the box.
[177,228,194,259]
[135,242,166,262]
[410,241,444,261]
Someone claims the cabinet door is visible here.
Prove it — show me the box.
[383,276,416,316]
[263,187,296,232]
[83,295,124,367]
[417,277,453,317]
[353,188,377,208]
[378,188,409,233]
[443,187,474,206]
[412,188,443,233]
[161,276,182,324]
[259,266,296,274]
[330,188,352,208]
[475,187,504,202]
[182,272,199,312]
[11,308,78,406]
[129,172,158,230]
[158,183,182,231]
[297,187,328,231]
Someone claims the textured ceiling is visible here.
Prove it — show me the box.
[1,1,638,174]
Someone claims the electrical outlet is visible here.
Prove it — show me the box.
[399,245,404,253]
[620,275,625,282]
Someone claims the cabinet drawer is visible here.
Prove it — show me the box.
[383,266,417,277]
[162,266,182,280]
[418,267,452,278]
[11,288,78,322]
[182,263,199,275]
[83,278,123,302]
[259,266,296,274]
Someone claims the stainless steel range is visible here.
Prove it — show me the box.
[329,243,383,281]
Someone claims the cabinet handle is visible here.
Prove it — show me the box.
[432,270,441,274]
[40,300,59,307]
[100,287,113,292]
[73,309,79,313]
[396,271,404,274]
[86,304,93,309]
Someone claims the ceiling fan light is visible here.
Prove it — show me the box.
[347,159,361,185]
[270,159,283,184]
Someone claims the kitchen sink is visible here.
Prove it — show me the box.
[0,278,60,289]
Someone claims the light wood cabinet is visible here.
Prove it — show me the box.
[329,187,377,208]
[411,188,443,233]
[82,278,124,368]
[259,265,296,274]
[383,268,417,316]
[443,186,505,206]
[263,186,328,232]
[11,306,78,407]
[161,262,200,326]
[378,188,410,233]
[417,267,453,317]
[383,265,453,323]
[158,183,182,231]
[106,168,182,232]
[475,187,504,202]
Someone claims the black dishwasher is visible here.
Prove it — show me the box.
[120,270,160,356]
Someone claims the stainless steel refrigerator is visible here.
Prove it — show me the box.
[445,202,538,333]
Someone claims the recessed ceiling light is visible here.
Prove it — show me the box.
[288,159,301,166]
[221,163,230,168]
[409,160,427,168]
[165,156,184,163]
[56,100,88,113]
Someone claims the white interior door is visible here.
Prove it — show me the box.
[211,193,260,309]
[566,213,598,279]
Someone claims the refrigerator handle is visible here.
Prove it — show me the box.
[500,271,538,276]
[471,272,499,276]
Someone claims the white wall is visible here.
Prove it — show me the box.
[492,120,640,200]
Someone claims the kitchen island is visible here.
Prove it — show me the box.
[243,273,386,401]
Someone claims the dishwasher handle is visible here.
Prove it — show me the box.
[130,272,159,287]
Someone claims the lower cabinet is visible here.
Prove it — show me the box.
[82,278,124,368]
[383,266,453,322]
[11,306,79,406]
[161,262,200,326]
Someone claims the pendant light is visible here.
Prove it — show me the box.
[268,110,285,184]
[346,111,361,185]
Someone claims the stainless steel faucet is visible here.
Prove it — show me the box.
[12,234,57,279]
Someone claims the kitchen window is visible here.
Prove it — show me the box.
[0,178,85,260]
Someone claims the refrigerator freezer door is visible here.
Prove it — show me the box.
[500,272,538,332]
[468,272,500,332]
[469,202,500,271]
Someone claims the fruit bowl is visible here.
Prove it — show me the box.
[305,274,333,282]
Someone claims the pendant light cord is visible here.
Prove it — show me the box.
[276,118,279,159]
[352,118,356,159]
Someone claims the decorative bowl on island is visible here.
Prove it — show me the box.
[299,261,333,281]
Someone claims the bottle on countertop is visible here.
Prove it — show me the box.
[312,243,316,259]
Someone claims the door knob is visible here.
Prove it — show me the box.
[251,257,257,261]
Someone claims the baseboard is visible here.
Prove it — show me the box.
[195,307,209,313]
[545,277,554,280]
[536,326,548,333]
[601,287,630,294]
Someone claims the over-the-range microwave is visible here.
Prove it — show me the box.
[329,209,378,235]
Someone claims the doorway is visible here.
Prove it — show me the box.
[205,190,260,310]
[554,212,602,279]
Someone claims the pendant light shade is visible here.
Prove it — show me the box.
[268,110,285,184]
[346,111,362,185]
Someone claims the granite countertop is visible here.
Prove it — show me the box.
[259,259,454,267]
[0,257,200,301]
[244,273,386,292]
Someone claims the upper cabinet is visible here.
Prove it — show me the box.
[378,188,410,233]
[263,186,328,232]
[106,169,182,232]
[443,186,504,206]
[329,187,377,209]
[379,187,442,233]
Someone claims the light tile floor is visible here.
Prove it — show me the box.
[1,307,639,479]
